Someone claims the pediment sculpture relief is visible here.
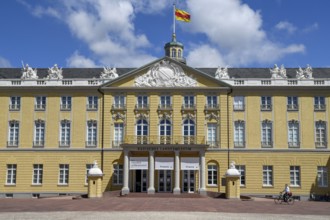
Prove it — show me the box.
[135,60,197,87]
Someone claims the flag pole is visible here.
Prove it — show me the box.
[173,3,176,40]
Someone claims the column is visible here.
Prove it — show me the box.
[199,150,207,195]
[147,150,155,194]
[173,150,181,194]
[121,149,130,195]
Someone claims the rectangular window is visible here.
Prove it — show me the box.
[85,164,93,184]
[206,96,218,109]
[113,95,126,109]
[159,95,171,109]
[6,164,17,185]
[207,123,218,148]
[35,96,46,111]
[314,96,326,111]
[261,96,272,111]
[263,165,273,186]
[9,96,21,111]
[113,164,123,185]
[317,166,328,187]
[60,96,72,111]
[137,95,148,109]
[290,166,300,187]
[287,96,298,111]
[207,164,218,186]
[87,96,98,110]
[34,120,45,147]
[288,121,299,148]
[58,164,69,185]
[261,120,273,147]
[234,121,245,148]
[8,121,19,147]
[113,123,124,148]
[60,120,71,147]
[237,165,246,187]
[86,120,97,147]
[32,164,43,185]
[315,121,327,148]
[183,95,195,109]
[233,96,245,111]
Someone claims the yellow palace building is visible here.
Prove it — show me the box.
[0,36,329,200]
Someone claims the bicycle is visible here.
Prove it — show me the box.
[274,192,294,205]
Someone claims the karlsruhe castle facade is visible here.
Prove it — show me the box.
[0,36,329,200]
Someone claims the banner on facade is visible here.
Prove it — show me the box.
[129,157,148,170]
[181,157,199,170]
[155,157,174,170]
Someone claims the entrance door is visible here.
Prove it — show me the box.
[182,170,195,193]
[135,170,148,192]
[158,170,172,192]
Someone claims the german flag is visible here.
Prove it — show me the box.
[175,9,191,22]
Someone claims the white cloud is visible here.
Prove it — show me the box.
[0,56,11,67]
[66,51,97,68]
[187,44,226,67]
[275,21,297,34]
[185,0,305,66]
[303,22,319,33]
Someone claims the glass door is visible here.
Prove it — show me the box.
[135,170,148,192]
[182,170,195,193]
[158,170,172,192]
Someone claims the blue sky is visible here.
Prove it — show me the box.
[0,0,329,68]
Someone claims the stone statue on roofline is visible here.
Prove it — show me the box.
[296,64,313,79]
[100,66,118,80]
[215,66,229,79]
[47,64,63,79]
[21,63,38,80]
[270,64,287,79]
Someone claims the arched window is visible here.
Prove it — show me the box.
[160,119,171,144]
[183,119,195,144]
[136,119,148,144]
[171,49,176,58]
[178,49,182,58]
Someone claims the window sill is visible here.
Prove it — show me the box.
[5,184,16,187]
[262,185,274,188]
[57,184,69,186]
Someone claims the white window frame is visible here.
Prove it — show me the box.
[114,95,126,109]
[34,120,45,147]
[183,119,195,144]
[261,120,273,148]
[317,166,328,187]
[160,95,171,109]
[183,95,195,109]
[87,96,98,110]
[263,165,273,186]
[114,123,124,147]
[237,165,246,187]
[261,96,272,111]
[60,96,72,111]
[137,95,148,109]
[315,121,327,148]
[60,120,71,147]
[288,121,299,148]
[8,120,19,147]
[207,164,218,186]
[287,96,298,111]
[136,119,149,144]
[159,119,172,144]
[86,120,97,147]
[234,121,245,148]
[233,96,245,111]
[113,164,123,185]
[206,95,218,108]
[32,164,43,185]
[35,96,46,111]
[6,164,17,185]
[207,123,218,148]
[290,166,300,187]
[10,96,21,111]
[58,164,69,185]
[314,96,326,111]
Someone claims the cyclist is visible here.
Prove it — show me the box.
[282,184,290,202]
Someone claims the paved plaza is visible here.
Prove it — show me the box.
[0,192,329,220]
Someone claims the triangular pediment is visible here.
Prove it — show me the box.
[101,57,230,88]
